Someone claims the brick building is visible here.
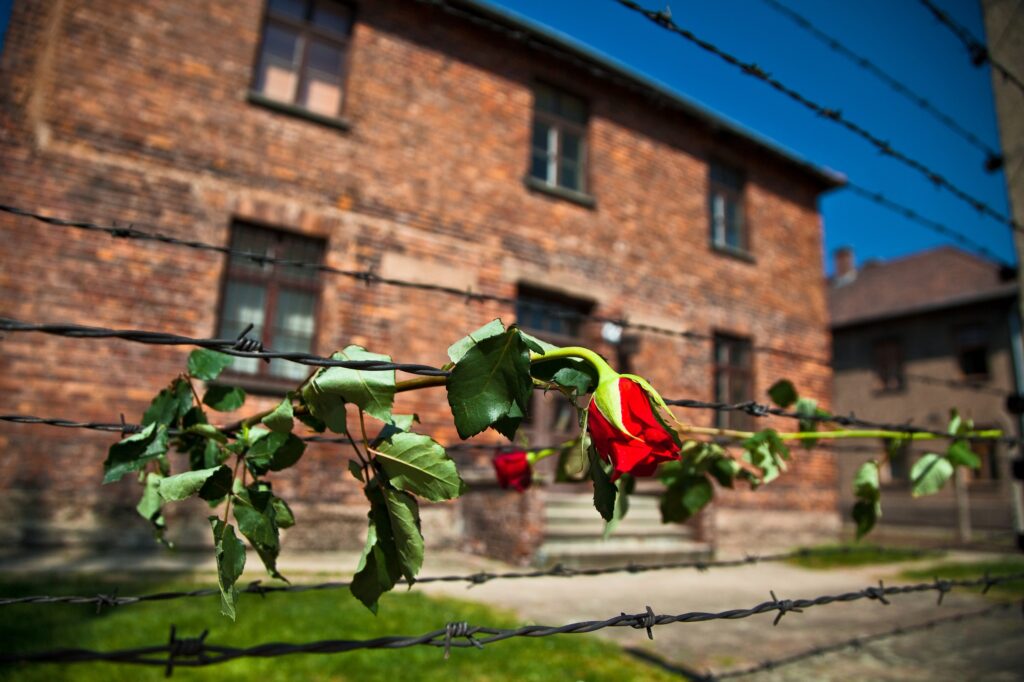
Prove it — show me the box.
[0,0,842,563]
[830,246,1021,546]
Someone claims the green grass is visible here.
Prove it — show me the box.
[0,575,676,682]
[786,543,942,569]
[900,558,1024,599]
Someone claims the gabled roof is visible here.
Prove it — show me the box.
[829,247,1016,328]
[428,0,845,192]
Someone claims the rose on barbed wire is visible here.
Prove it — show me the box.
[587,376,680,480]
[95,317,999,619]
[493,450,532,491]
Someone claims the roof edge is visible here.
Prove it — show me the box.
[831,283,1017,329]
[423,0,846,192]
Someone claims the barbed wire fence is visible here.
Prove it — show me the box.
[1,574,1021,672]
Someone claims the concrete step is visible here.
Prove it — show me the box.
[545,519,691,541]
[535,537,711,569]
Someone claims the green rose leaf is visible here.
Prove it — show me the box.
[947,409,964,436]
[300,381,349,434]
[136,472,167,538]
[304,346,396,424]
[188,349,235,381]
[767,379,798,408]
[350,523,398,614]
[447,329,533,439]
[852,499,881,540]
[742,429,789,484]
[348,459,365,482]
[853,461,881,501]
[203,385,246,412]
[372,413,419,446]
[272,495,295,529]
[210,517,246,620]
[588,447,617,521]
[190,439,226,471]
[910,453,955,497]
[603,474,634,538]
[246,432,306,476]
[381,486,424,584]
[158,465,233,502]
[946,441,981,469]
[234,485,285,581]
[295,410,327,433]
[142,379,193,427]
[447,319,506,364]
[261,396,295,433]
[794,397,828,449]
[709,455,741,488]
[103,423,169,484]
[374,432,465,501]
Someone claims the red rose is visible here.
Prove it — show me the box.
[587,377,679,480]
[493,451,532,491]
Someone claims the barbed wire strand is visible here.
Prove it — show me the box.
[843,181,1011,265]
[0,318,450,377]
[0,546,938,609]
[2,204,1014,396]
[0,203,830,367]
[757,0,1003,169]
[918,0,1024,98]
[705,600,1020,680]
[612,0,1019,232]
[1,573,1021,669]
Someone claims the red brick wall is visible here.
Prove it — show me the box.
[0,0,836,551]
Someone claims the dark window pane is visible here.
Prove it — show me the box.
[711,162,744,190]
[530,151,549,183]
[312,1,352,34]
[873,339,904,391]
[306,39,344,74]
[561,131,581,164]
[219,282,267,376]
[535,83,557,114]
[269,0,307,20]
[958,347,989,377]
[532,120,552,152]
[558,91,587,124]
[559,159,579,192]
[270,288,317,380]
[229,225,275,273]
[256,24,301,101]
[725,198,743,249]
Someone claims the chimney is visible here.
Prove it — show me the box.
[833,246,855,284]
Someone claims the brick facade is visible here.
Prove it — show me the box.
[0,0,839,559]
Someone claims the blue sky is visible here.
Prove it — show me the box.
[0,0,1013,270]
[482,0,1015,271]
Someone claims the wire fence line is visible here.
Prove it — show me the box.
[0,203,831,367]
[1,573,1021,670]
[0,546,938,609]
[4,202,1018,389]
[613,0,1019,233]
[0,318,451,377]
[0,203,1014,397]
[757,0,1002,168]
[702,601,1021,680]
[918,0,1024,98]
[5,386,1021,447]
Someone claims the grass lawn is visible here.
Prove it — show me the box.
[900,557,1024,599]
[0,575,677,682]
[786,543,942,569]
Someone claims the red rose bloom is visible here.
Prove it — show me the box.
[587,377,679,480]
[493,451,532,491]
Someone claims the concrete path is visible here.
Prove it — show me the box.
[2,548,1022,680]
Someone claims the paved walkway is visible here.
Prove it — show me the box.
[2,548,1021,680]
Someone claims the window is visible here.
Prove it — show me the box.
[253,0,354,118]
[954,323,989,380]
[709,161,747,253]
[516,286,593,445]
[529,83,588,194]
[713,334,753,430]
[217,223,325,383]
[872,338,905,392]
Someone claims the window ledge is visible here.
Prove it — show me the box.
[524,176,596,209]
[711,242,756,263]
[247,91,352,132]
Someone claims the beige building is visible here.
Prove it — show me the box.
[830,246,1019,545]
